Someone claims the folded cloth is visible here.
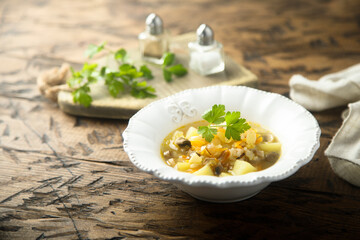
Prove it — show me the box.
[289,63,360,187]
[325,101,360,187]
[289,64,360,111]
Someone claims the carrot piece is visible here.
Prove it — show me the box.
[234,141,243,148]
[255,136,263,144]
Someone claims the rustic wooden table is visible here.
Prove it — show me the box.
[1,0,360,239]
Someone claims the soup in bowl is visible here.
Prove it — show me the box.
[123,86,320,202]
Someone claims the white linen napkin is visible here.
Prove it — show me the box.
[289,64,360,187]
[324,101,360,186]
[289,64,360,111]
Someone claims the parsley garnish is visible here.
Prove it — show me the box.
[198,104,251,142]
[85,42,106,59]
[162,52,188,82]
[140,65,154,80]
[114,48,127,62]
[67,43,187,107]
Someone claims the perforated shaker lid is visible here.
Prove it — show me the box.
[146,13,163,35]
[197,24,214,46]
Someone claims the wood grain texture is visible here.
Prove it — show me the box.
[0,0,360,239]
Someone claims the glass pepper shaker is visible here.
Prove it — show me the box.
[138,13,169,64]
[188,24,225,75]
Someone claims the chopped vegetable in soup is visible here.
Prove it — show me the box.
[160,120,281,177]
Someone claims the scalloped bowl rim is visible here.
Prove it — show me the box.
[123,85,321,189]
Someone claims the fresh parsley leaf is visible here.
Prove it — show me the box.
[225,127,240,141]
[225,111,241,125]
[118,64,143,79]
[105,63,156,99]
[67,66,93,107]
[85,42,106,59]
[114,48,127,62]
[67,76,81,88]
[225,119,250,141]
[100,66,107,77]
[72,86,92,107]
[198,126,217,142]
[67,63,97,88]
[130,81,156,99]
[105,73,124,97]
[130,69,143,79]
[199,105,250,142]
[168,64,188,77]
[163,52,175,67]
[119,63,133,72]
[160,52,188,82]
[140,65,154,80]
[87,76,97,84]
[163,68,172,82]
[202,104,226,124]
[108,80,124,97]
[82,63,98,74]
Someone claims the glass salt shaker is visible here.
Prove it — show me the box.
[138,13,169,65]
[188,24,225,75]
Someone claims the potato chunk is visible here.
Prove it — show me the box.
[172,131,184,142]
[219,172,232,177]
[217,130,232,143]
[189,153,202,164]
[232,160,257,175]
[176,162,190,171]
[246,129,257,145]
[193,164,214,176]
[258,143,281,152]
[186,127,199,139]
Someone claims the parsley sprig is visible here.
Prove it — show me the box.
[198,104,251,142]
[67,43,155,107]
[87,42,156,99]
[67,63,98,107]
[162,53,188,82]
[103,63,155,99]
[67,42,187,107]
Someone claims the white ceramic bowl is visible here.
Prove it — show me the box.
[123,86,321,203]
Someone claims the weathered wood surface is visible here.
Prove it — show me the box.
[0,0,360,239]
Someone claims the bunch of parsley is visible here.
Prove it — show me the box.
[67,42,187,107]
[198,104,251,142]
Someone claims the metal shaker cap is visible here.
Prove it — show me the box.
[146,13,163,35]
[197,24,214,46]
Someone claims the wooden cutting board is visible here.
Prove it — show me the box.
[58,33,258,119]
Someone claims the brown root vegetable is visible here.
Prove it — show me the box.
[37,63,72,102]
